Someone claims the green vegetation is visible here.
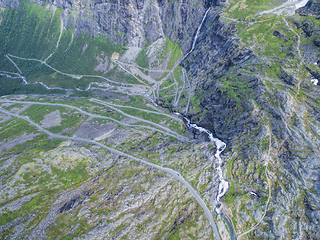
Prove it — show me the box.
[223,182,243,204]
[19,104,84,135]
[0,0,62,66]
[0,118,37,142]
[20,105,63,122]
[224,0,283,20]
[166,39,182,69]
[3,0,310,237]
[136,46,149,69]
[0,75,63,96]
[226,155,237,179]
[0,0,125,94]
[51,162,89,186]
[104,66,142,85]
[147,38,182,71]
[50,32,124,76]
[216,74,254,114]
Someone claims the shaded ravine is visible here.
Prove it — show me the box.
[156,7,211,91]
[163,6,235,239]
[182,116,235,240]
[0,108,221,240]
[183,120,229,205]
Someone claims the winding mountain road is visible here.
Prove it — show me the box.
[0,6,227,239]
[6,54,153,92]
[90,99,182,122]
[90,99,189,142]
[0,108,221,240]
[114,60,170,73]
[182,68,192,113]
[0,100,185,142]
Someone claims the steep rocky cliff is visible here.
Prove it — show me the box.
[0,0,212,50]
[182,1,320,238]
[299,0,320,15]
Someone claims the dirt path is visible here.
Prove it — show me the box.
[7,54,154,90]
[237,109,273,238]
[239,18,307,238]
[283,18,304,93]
[45,18,64,63]
[114,60,170,73]
[112,59,150,85]
[5,54,155,97]
[183,68,192,114]
[175,69,186,107]
[258,0,308,16]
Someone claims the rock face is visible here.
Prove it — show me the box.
[179,1,320,239]
[298,0,320,15]
[0,0,19,8]
[0,0,212,50]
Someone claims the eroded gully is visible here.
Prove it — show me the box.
[170,7,235,239]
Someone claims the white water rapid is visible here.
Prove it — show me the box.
[183,117,229,212]
[170,8,236,238]
[170,6,230,212]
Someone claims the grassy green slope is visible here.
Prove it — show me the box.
[0,0,127,94]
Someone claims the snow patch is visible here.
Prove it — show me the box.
[258,0,309,16]
[311,79,318,85]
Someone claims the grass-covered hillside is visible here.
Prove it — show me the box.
[0,0,126,95]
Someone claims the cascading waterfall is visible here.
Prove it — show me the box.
[183,117,228,212]
[172,8,212,69]
[182,116,235,240]
[171,6,230,210]
[179,8,211,63]
[171,7,236,239]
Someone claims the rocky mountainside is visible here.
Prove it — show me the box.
[299,0,320,15]
[0,0,319,239]
[0,0,211,51]
[185,1,320,238]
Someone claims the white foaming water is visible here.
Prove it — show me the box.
[179,8,211,64]
[191,8,211,53]
[160,7,211,86]
[311,79,318,85]
[167,7,230,211]
[183,116,229,209]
